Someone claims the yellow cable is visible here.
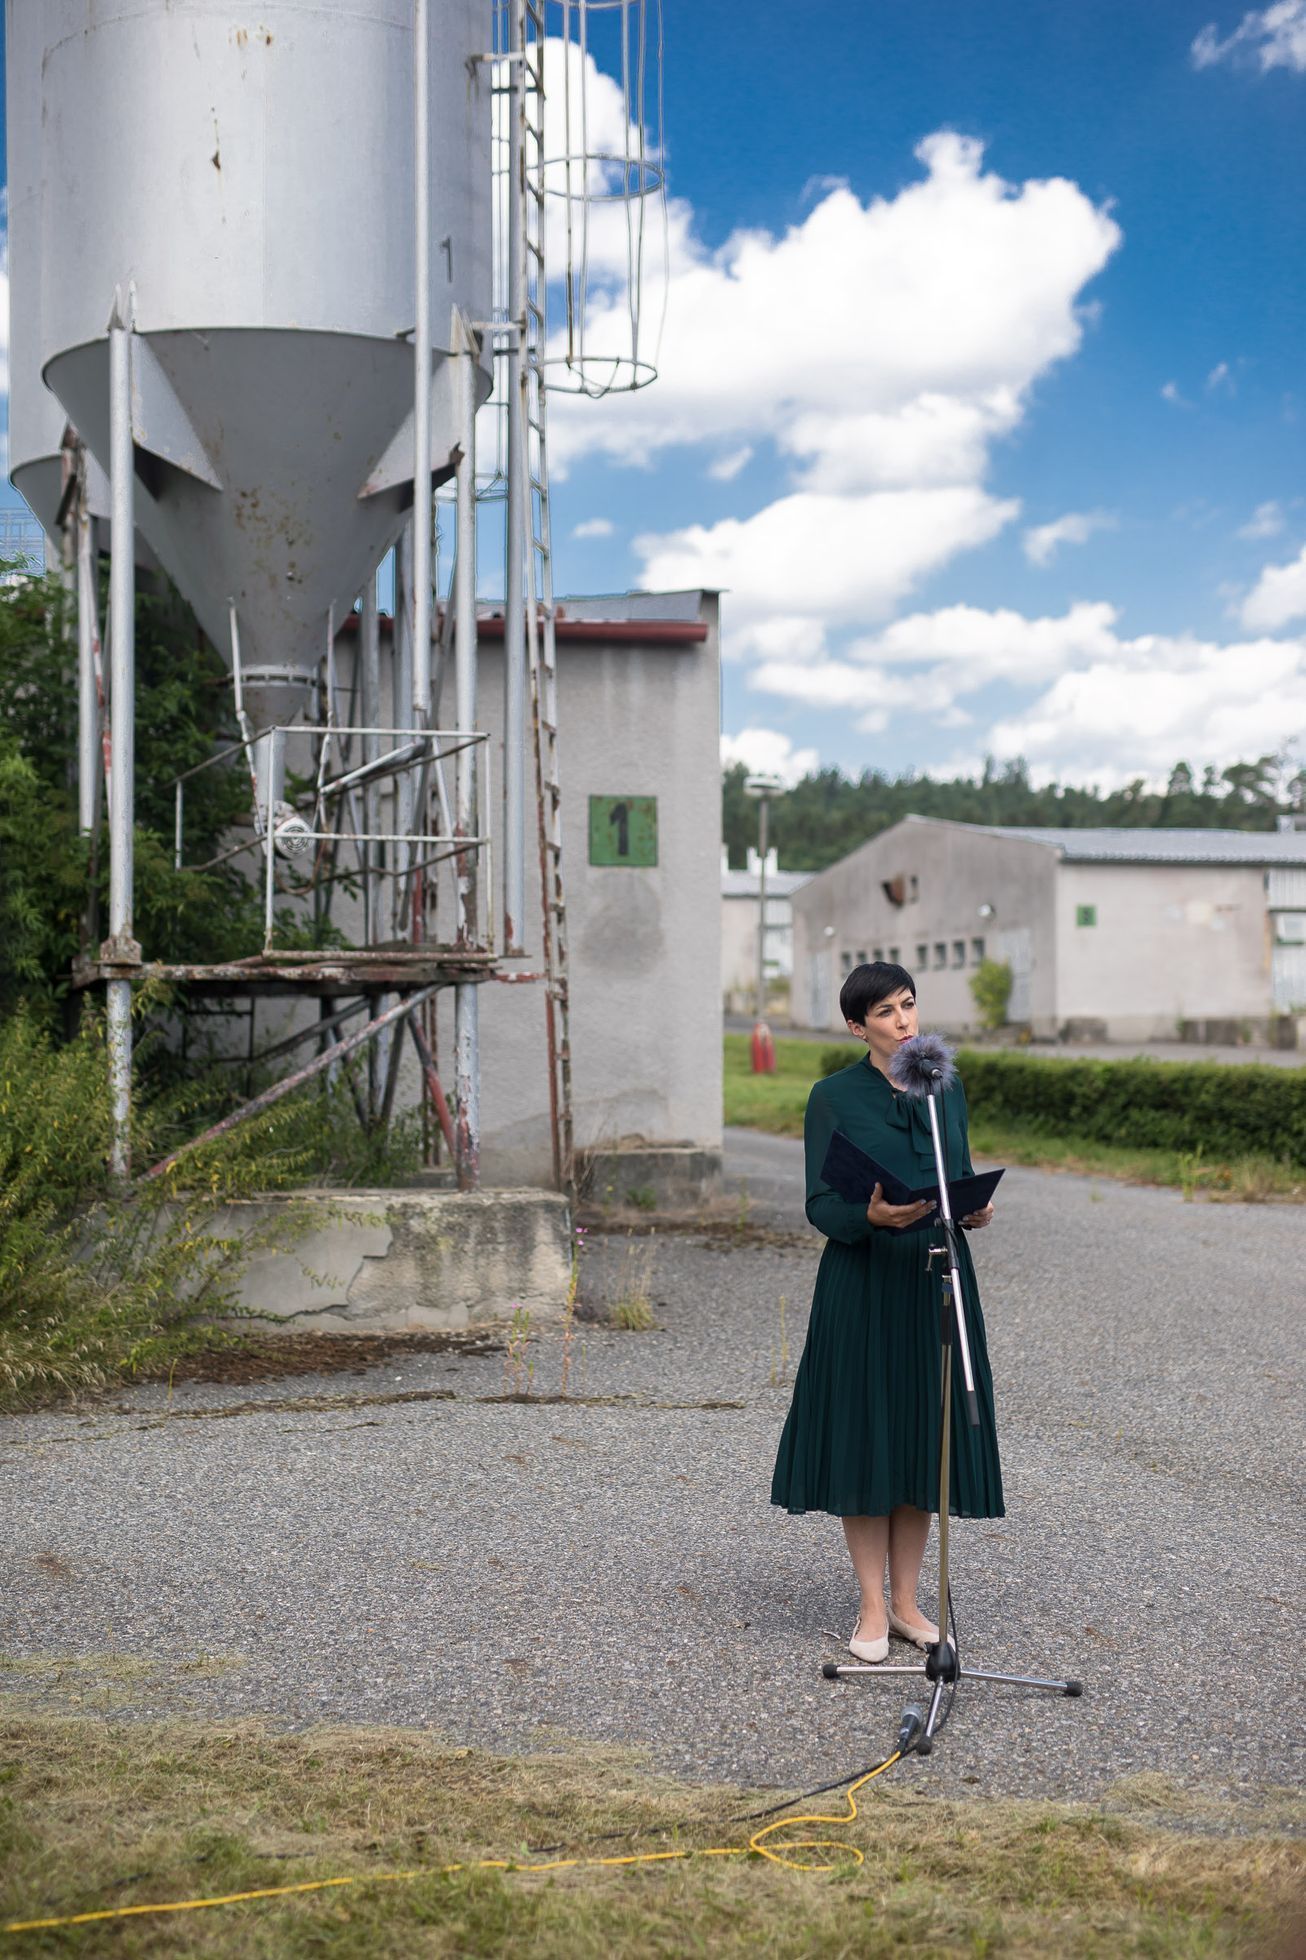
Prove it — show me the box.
[2,1754,902,1933]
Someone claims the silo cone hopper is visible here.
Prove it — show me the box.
[46,326,478,812]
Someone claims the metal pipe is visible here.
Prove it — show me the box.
[106,293,137,1181]
[454,312,479,947]
[503,0,527,954]
[76,491,99,837]
[392,526,415,929]
[454,979,479,1190]
[452,311,481,1191]
[412,0,432,722]
[143,986,441,1183]
[756,792,769,1020]
[408,1012,457,1160]
[361,571,381,948]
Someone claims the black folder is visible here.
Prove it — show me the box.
[820,1128,1004,1235]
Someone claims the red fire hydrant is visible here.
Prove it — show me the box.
[751,1019,776,1074]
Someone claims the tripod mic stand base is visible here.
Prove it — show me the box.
[822,1643,1082,1748]
[824,1658,1082,1693]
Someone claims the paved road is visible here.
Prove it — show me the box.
[725,1015,1305,1068]
[2,1135,1302,1811]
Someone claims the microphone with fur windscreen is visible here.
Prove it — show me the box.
[888,1032,957,1099]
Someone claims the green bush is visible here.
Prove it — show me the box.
[820,1044,861,1077]
[969,957,1014,1031]
[955,1049,1306,1166]
[0,1006,419,1409]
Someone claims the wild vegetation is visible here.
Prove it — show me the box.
[0,562,434,1404]
[722,753,1306,873]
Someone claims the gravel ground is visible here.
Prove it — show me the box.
[2,1132,1303,1809]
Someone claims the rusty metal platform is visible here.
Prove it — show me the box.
[73,948,501,999]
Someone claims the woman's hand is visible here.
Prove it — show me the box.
[961,1203,994,1230]
[866,1182,936,1230]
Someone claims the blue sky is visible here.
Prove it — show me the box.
[549,0,1306,789]
[4,1,1304,790]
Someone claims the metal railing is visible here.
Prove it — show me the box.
[170,723,495,956]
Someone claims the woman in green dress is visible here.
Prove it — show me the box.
[771,961,1003,1664]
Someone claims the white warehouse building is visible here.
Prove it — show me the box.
[720,848,809,1017]
[791,816,1306,1044]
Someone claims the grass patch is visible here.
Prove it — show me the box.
[606,1234,657,1330]
[0,1711,1301,1955]
[724,1036,1306,1199]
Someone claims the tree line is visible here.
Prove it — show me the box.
[722,754,1305,873]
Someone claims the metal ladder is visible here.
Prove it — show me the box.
[519,0,575,1196]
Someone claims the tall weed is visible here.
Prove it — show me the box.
[0,1008,332,1409]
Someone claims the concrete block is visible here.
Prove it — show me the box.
[578,1144,722,1212]
[207,1189,572,1333]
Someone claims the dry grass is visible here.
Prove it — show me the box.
[0,1708,1302,1956]
[606,1235,657,1331]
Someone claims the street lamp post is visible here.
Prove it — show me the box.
[743,773,785,1073]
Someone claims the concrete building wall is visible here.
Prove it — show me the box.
[428,595,724,1185]
[1053,861,1273,1039]
[721,889,797,1014]
[790,818,1059,1034]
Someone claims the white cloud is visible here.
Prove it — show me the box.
[749,602,1121,719]
[545,125,1118,664]
[1022,510,1116,566]
[1237,500,1285,539]
[635,484,1019,658]
[707,447,753,482]
[720,727,820,785]
[1240,542,1306,630]
[985,634,1306,781]
[552,133,1120,485]
[1192,1,1306,72]
[1160,380,1190,407]
[853,600,1121,680]
[571,517,615,540]
[1206,359,1234,392]
[745,595,1306,782]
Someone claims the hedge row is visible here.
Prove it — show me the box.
[818,1046,1306,1165]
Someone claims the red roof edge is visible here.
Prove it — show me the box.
[336,611,708,646]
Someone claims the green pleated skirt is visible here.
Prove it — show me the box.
[771,1228,1005,1519]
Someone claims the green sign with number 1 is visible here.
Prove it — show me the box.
[589,794,658,866]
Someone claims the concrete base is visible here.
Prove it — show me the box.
[577,1144,722,1212]
[1177,1016,1301,1050]
[210,1189,572,1333]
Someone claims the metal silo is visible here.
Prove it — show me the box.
[20,0,492,707]
[6,0,667,1196]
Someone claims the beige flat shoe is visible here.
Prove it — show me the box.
[849,1614,889,1664]
[887,1606,939,1648]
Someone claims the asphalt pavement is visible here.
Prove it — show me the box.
[2,1131,1303,1810]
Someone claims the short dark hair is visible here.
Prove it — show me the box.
[840,961,916,1026]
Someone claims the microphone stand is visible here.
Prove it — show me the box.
[822,1067,1082,1750]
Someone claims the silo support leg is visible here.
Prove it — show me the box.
[454,981,479,1192]
[106,981,133,1182]
[104,293,140,1182]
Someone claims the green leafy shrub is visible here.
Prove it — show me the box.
[0,1006,417,1409]
[820,1045,861,1076]
[0,567,269,1013]
[956,1049,1306,1167]
[969,957,1014,1031]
